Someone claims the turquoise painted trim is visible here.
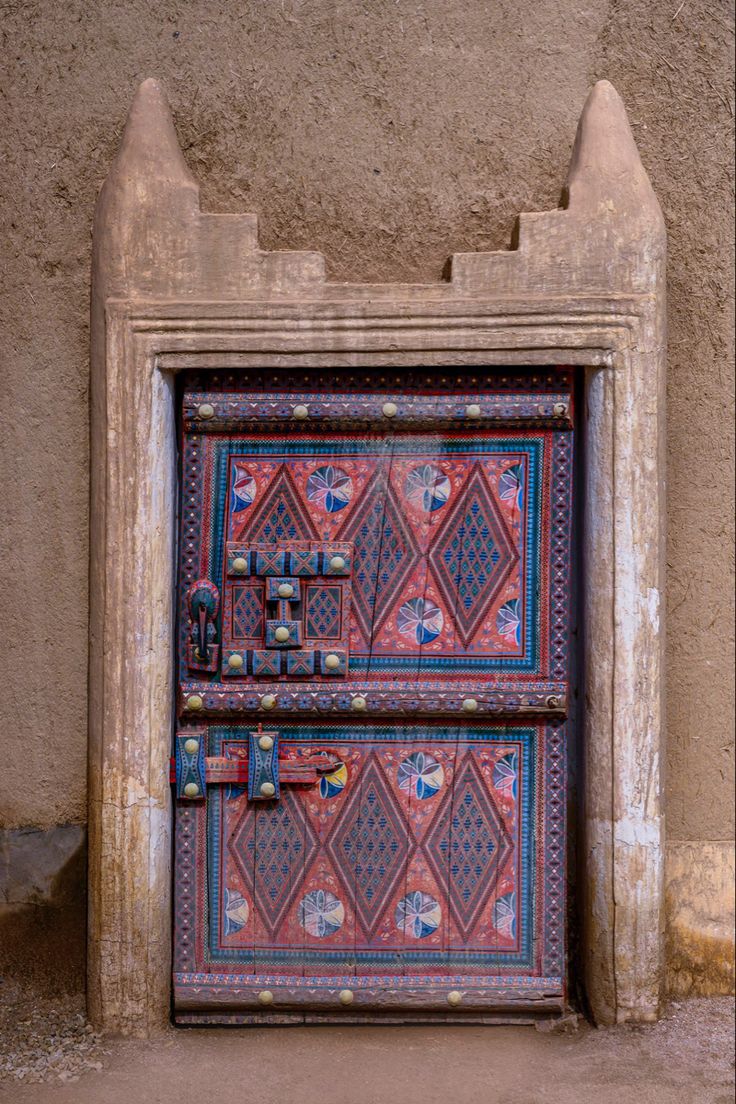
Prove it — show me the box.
[206,725,536,971]
[205,436,544,673]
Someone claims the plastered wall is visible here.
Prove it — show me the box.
[1,0,733,992]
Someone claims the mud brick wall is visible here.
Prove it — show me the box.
[0,0,732,995]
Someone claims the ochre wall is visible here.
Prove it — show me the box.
[1,1,733,993]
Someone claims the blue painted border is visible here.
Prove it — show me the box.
[206,724,537,972]
[206,435,544,673]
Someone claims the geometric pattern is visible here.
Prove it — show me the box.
[396,891,442,938]
[397,598,444,645]
[199,726,544,976]
[304,584,342,640]
[176,711,570,1026]
[230,462,256,515]
[176,373,574,1021]
[326,754,415,938]
[404,463,451,512]
[231,585,264,640]
[339,475,419,642]
[306,465,353,513]
[227,787,319,938]
[430,465,518,647]
[424,753,513,939]
[240,466,317,543]
[210,438,558,677]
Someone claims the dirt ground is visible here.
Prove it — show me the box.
[0,986,733,1104]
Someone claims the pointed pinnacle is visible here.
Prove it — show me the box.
[108,77,198,198]
[565,80,659,218]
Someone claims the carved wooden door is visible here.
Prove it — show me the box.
[173,368,573,1023]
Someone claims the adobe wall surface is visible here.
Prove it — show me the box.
[0,0,733,994]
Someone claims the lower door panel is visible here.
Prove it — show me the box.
[173,722,565,1022]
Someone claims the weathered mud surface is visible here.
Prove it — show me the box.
[1,992,733,1103]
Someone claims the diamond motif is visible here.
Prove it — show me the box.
[430,465,518,647]
[326,755,414,938]
[424,753,513,939]
[227,789,318,938]
[304,584,341,639]
[239,466,317,543]
[231,584,264,640]
[339,475,419,641]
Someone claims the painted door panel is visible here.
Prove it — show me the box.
[174,369,573,1022]
[178,382,572,716]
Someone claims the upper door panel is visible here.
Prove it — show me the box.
[178,369,573,720]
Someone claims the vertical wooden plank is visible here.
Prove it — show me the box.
[440,449,472,982]
[392,383,447,977]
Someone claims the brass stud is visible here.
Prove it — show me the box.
[338,989,354,1005]
[447,990,463,1007]
[351,695,367,712]
[293,404,309,420]
[324,653,341,670]
[260,782,276,798]
[465,403,482,419]
[329,555,346,571]
[197,403,215,420]
[183,738,200,755]
[258,734,274,751]
[274,626,290,643]
[553,402,567,417]
[232,557,248,574]
[183,782,200,798]
[228,653,244,669]
[462,697,478,713]
[258,990,274,1005]
[382,401,398,418]
[260,694,277,711]
[278,582,294,599]
[185,694,203,712]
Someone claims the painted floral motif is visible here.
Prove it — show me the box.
[306,465,353,512]
[224,887,249,935]
[298,890,345,937]
[404,463,451,512]
[397,751,445,799]
[496,598,521,646]
[230,463,256,514]
[492,891,516,939]
[396,891,442,939]
[397,597,444,645]
[492,751,518,799]
[319,761,348,799]
[498,462,523,510]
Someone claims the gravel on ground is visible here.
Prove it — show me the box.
[0,980,107,1087]
[0,981,733,1104]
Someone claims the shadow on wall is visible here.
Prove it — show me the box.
[0,826,87,994]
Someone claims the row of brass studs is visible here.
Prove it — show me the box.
[230,554,347,575]
[184,693,562,713]
[254,989,464,1007]
[196,402,568,422]
[227,651,342,670]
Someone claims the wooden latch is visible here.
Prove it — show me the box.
[171,726,342,803]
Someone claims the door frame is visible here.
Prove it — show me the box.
[88,79,666,1034]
